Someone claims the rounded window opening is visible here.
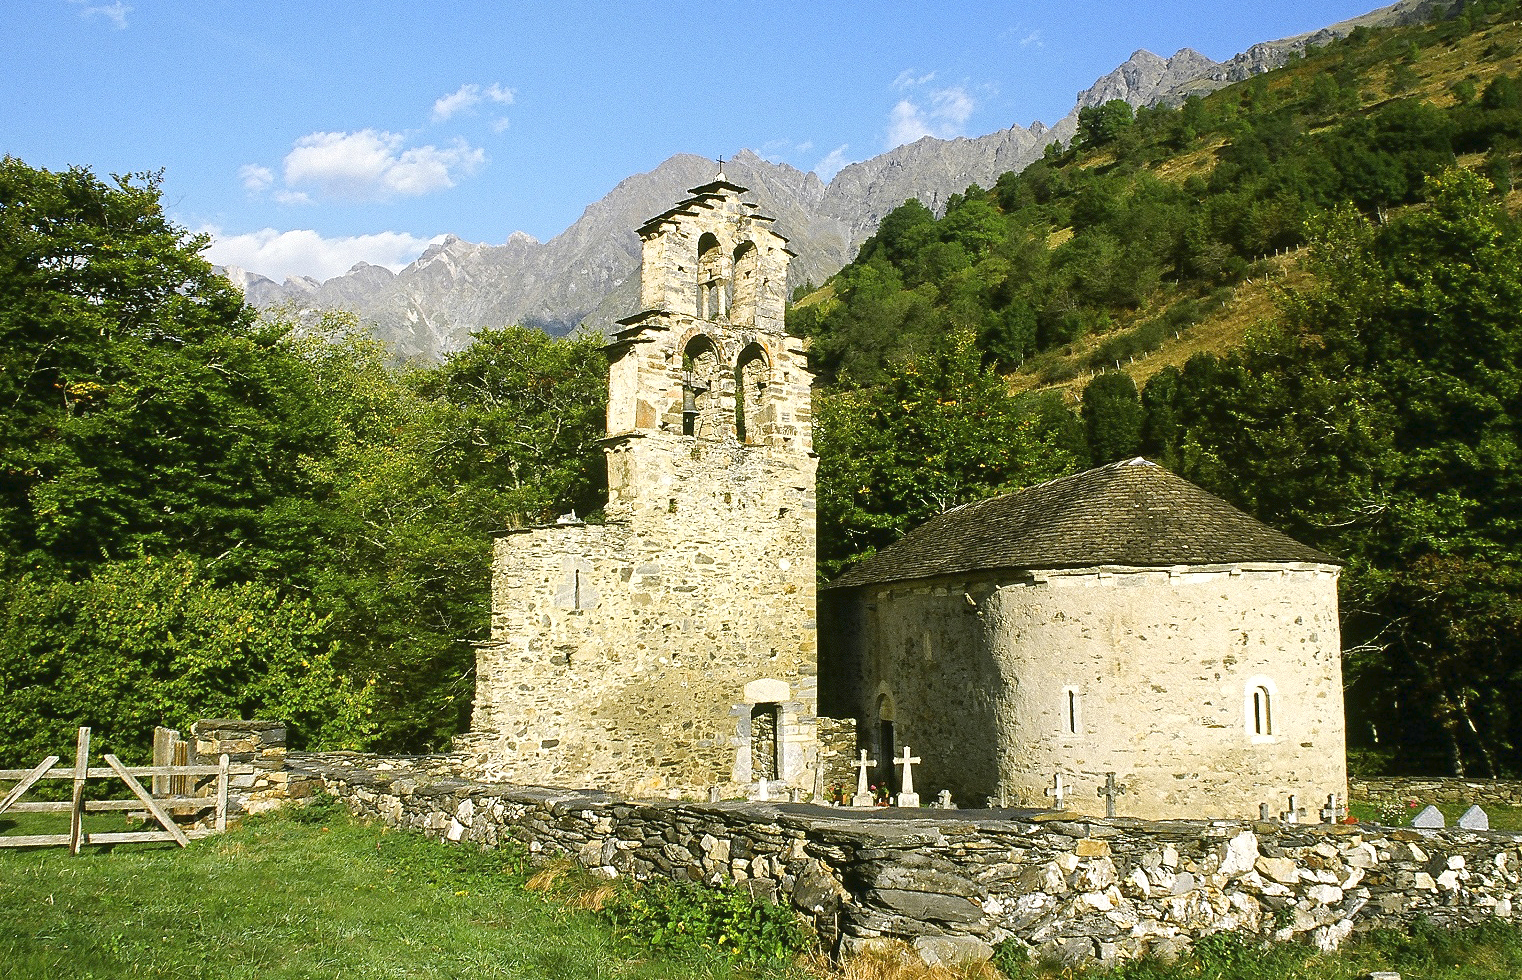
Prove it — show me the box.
[1244,676,1278,743]
[682,334,719,437]
[697,233,727,320]
[734,342,770,445]
[1061,686,1081,736]
[731,240,758,325]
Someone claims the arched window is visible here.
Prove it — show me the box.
[1244,676,1278,742]
[697,233,726,320]
[682,334,719,437]
[734,342,770,444]
[731,240,758,325]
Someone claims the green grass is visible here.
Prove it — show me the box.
[0,801,798,980]
[1349,798,1522,832]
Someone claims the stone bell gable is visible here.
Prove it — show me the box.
[461,174,820,799]
[819,458,1348,820]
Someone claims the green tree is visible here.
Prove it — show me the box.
[1077,99,1135,150]
[0,556,373,763]
[1081,372,1144,465]
[0,158,331,578]
[815,333,1076,577]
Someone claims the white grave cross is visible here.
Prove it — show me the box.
[851,749,878,807]
[1046,772,1067,810]
[895,746,922,808]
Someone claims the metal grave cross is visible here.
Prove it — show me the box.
[850,749,878,807]
[1096,771,1127,818]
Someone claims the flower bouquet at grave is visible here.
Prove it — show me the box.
[873,783,889,806]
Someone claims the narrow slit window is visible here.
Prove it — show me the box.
[1252,686,1272,736]
[1245,676,1278,741]
[1062,686,1080,735]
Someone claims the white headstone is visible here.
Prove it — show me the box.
[851,749,878,807]
[1458,804,1490,831]
[895,746,922,808]
[936,789,956,809]
[1412,804,1446,829]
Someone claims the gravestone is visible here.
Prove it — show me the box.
[1097,772,1126,818]
[850,749,877,807]
[1046,773,1067,810]
[1458,804,1490,830]
[894,747,921,808]
[1412,804,1445,829]
[936,789,956,809]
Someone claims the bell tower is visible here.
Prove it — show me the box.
[466,171,820,799]
[603,171,814,519]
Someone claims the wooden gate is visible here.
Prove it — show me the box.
[0,727,254,852]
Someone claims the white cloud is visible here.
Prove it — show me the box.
[1020,30,1044,48]
[892,70,936,90]
[432,82,516,122]
[201,226,442,284]
[70,0,130,29]
[238,164,274,193]
[280,129,486,200]
[814,145,855,181]
[758,139,815,164]
[888,86,976,147]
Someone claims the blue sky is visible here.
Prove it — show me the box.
[5,1,1382,283]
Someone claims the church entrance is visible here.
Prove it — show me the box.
[750,703,779,781]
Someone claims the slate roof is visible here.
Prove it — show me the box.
[825,458,1339,591]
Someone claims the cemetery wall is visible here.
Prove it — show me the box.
[286,752,1522,970]
[1352,777,1522,808]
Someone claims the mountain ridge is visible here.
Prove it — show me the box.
[226,0,1442,360]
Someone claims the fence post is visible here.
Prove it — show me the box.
[216,754,231,832]
[152,727,178,796]
[69,727,91,856]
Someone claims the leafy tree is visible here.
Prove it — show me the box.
[1081,372,1144,465]
[0,556,373,762]
[1077,100,1135,150]
[815,333,1076,577]
[1146,169,1522,775]
[0,158,330,578]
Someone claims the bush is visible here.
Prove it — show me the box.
[602,878,808,966]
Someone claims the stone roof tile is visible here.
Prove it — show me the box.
[825,458,1338,590]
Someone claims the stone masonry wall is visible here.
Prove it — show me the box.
[823,565,1345,821]
[290,752,1522,970]
[463,438,819,799]
[1352,777,1522,808]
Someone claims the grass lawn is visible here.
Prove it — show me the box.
[1348,799,1522,832]
[0,802,797,980]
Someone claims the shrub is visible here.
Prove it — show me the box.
[602,878,808,966]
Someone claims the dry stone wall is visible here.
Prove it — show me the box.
[1353,777,1522,808]
[290,752,1522,970]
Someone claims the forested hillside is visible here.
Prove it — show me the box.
[798,1,1522,777]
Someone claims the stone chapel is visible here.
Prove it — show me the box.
[461,173,823,798]
[463,175,1350,820]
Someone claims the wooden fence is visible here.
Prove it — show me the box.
[0,727,254,852]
